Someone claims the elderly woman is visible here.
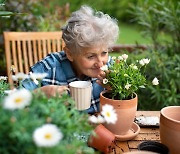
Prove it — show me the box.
[22,5,119,114]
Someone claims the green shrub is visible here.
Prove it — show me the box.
[0,0,69,33]
[133,50,180,110]
[129,0,180,110]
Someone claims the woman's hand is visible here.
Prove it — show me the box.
[35,85,69,98]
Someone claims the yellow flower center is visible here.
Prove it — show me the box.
[106,112,111,117]
[44,133,52,140]
[15,97,23,104]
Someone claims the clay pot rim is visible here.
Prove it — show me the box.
[100,90,137,102]
[161,106,180,124]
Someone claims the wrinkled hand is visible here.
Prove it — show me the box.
[35,85,69,97]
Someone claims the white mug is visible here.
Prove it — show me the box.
[69,81,92,110]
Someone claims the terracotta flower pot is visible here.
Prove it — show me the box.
[88,124,115,154]
[160,106,180,154]
[100,91,138,136]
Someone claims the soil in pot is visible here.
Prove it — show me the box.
[102,91,136,100]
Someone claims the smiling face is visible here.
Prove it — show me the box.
[65,46,109,79]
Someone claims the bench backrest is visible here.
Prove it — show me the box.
[4,31,65,87]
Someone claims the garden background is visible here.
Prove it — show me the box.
[0,0,179,110]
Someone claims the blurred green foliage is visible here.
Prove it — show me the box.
[0,0,70,33]
[0,84,95,153]
[127,0,180,110]
[1,0,178,33]
[130,0,179,51]
[0,80,9,102]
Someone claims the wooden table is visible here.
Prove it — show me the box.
[110,111,160,153]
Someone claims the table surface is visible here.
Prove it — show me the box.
[110,111,160,153]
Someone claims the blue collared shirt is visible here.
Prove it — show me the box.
[22,51,110,114]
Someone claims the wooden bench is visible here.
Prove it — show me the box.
[4,31,65,87]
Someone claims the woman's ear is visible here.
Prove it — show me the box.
[64,46,74,62]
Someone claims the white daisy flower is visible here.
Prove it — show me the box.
[122,54,128,61]
[139,58,150,66]
[12,73,29,81]
[101,104,117,124]
[0,76,8,81]
[152,77,159,85]
[130,64,138,70]
[125,84,131,90]
[97,115,106,123]
[33,124,63,147]
[100,65,108,71]
[29,72,48,85]
[30,72,48,80]
[132,65,138,69]
[103,78,108,84]
[139,59,145,66]
[88,115,98,123]
[88,115,105,124]
[118,56,123,61]
[143,58,150,64]
[111,56,116,60]
[3,89,32,110]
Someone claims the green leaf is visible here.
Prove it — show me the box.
[0,11,14,16]
[139,85,145,88]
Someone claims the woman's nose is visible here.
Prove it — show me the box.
[95,60,104,68]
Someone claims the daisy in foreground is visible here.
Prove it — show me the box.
[88,104,117,124]
[88,115,105,124]
[30,72,48,85]
[101,104,117,124]
[12,72,29,81]
[3,89,32,110]
[33,124,63,147]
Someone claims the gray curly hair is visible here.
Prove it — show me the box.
[62,5,119,53]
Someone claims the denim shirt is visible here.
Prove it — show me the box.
[22,51,111,114]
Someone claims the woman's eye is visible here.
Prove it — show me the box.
[102,51,108,56]
[87,55,95,59]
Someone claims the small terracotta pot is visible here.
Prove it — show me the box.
[160,106,180,154]
[100,91,138,136]
[88,124,115,154]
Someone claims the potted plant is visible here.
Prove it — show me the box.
[100,54,159,139]
[0,76,96,154]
